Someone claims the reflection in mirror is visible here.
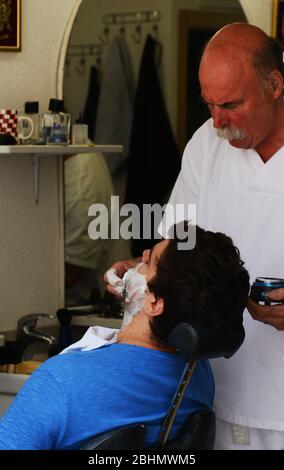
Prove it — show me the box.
[62,0,246,308]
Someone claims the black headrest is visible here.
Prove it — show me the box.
[168,322,245,361]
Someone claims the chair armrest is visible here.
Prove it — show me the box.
[80,424,146,450]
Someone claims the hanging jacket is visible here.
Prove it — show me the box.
[95,35,135,174]
[83,65,101,139]
[125,34,181,256]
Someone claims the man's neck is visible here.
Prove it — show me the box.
[255,103,284,162]
[256,140,284,162]
[117,313,176,353]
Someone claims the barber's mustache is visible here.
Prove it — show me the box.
[216,126,246,141]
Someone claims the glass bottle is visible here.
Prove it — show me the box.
[71,113,88,145]
[41,99,70,145]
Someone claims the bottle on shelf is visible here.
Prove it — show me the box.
[71,113,88,145]
[41,99,70,145]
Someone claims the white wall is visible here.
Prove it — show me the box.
[0,0,81,332]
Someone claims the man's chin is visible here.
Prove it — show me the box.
[228,138,250,149]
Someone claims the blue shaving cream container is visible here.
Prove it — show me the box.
[250,277,284,305]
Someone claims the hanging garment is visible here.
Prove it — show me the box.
[95,36,135,174]
[125,35,181,256]
[82,65,101,139]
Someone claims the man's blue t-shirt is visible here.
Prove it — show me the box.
[0,343,214,449]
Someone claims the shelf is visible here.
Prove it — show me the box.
[0,145,123,203]
[0,144,123,156]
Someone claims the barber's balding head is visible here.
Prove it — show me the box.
[198,23,284,156]
[207,23,268,50]
[201,23,284,84]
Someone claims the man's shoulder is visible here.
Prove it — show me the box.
[186,118,222,151]
[37,349,96,374]
[180,119,224,173]
[193,118,216,138]
[31,348,108,389]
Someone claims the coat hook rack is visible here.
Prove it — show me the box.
[102,10,161,26]
[66,43,103,58]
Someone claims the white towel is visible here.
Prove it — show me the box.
[60,326,118,354]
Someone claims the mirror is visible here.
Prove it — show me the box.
[62,0,246,308]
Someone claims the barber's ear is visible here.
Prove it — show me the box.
[269,70,283,99]
[144,292,164,317]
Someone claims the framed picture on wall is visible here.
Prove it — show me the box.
[0,0,21,51]
[272,0,284,44]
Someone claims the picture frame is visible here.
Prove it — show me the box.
[272,0,284,44]
[0,0,21,51]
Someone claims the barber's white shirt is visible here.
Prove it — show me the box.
[161,119,284,430]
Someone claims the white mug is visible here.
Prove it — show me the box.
[18,116,34,142]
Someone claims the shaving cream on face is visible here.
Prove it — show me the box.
[121,263,147,328]
[106,263,148,328]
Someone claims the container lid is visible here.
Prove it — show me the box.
[254,277,284,287]
[49,98,64,112]
[25,101,39,113]
[75,112,86,124]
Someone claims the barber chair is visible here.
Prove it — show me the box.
[80,322,245,450]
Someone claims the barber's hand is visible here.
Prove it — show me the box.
[103,257,142,298]
[248,289,284,330]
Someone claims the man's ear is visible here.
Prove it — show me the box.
[268,69,283,99]
[144,292,164,317]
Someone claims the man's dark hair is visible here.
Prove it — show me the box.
[254,36,284,81]
[148,225,250,343]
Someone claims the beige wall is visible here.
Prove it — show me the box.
[0,0,81,332]
[240,0,274,34]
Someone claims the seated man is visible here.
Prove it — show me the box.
[0,226,249,450]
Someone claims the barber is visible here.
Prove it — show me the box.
[105,23,284,449]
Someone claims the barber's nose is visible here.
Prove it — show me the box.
[211,106,228,129]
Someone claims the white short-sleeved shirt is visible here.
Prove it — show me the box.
[161,118,284,430]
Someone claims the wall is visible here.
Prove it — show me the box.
[0,0,81,332]
[239,0,274,34]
